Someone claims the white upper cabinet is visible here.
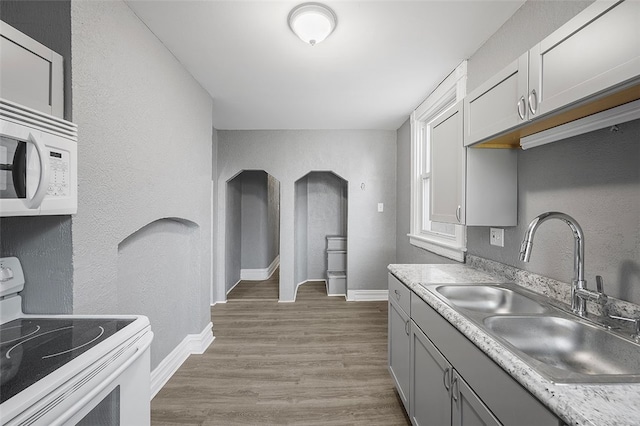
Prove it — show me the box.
[529,0,640,119]
[464,53,528,147]
[430,101,465,225]
[0,21,64,118]
[464,0,640,148]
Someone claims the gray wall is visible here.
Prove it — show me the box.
[294,177,309,286]
[217,130,396,302]
[117,218,200,368]
[395,118,460,265]
[467,120,640,304]
[267,174,280,266]
[211,129,219,305]
[0,1,73,314]
[225,175,242,293]
[240,171,270,269]
[306,172,348,280]
[71,1,213,370]
[464,0,640,305]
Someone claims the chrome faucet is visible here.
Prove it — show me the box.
[519,212,593,316]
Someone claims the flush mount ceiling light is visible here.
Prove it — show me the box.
[288,3,337,46]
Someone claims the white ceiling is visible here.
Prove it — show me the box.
[126,1,525,130]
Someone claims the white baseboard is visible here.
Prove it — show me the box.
[150,322,214,399]
[240,255,280,281]
[347,289,389,302]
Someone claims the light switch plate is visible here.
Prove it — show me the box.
[377,203,384,212]
[490,228,504,247]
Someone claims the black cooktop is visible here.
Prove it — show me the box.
[0,317,133,404]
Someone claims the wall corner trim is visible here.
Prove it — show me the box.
[150,322,214,399]
[346,290,389,302]
[240,255,280,281]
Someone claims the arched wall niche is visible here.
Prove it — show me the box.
[117,217,200,369]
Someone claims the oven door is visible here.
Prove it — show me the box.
[62,330,153,426]
[4,329,152,426]
[0,117,77,217]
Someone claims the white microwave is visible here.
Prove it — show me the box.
[0,98,77,216]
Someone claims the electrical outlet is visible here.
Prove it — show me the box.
[490,228,504,247]
[377,203,384,213]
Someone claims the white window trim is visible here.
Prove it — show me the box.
[409,61,467,262]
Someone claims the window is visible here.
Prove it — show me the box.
[409,61,467,262]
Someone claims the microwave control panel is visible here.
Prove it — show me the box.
[47,149,69,197]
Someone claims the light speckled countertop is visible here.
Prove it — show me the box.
[388,263,640,426]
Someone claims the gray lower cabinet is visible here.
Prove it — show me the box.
[389,274,562,426]
[388,293,410,411]
[411,321,499,426]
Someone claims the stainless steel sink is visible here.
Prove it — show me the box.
[435,285,548,314]
[484,315,640,382]
[424,283,640,383]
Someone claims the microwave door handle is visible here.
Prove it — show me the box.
[26,132,49,209]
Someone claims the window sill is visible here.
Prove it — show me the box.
[408,233,466,262]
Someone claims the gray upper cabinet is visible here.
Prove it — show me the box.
[430,101,465,225]
[464,0,640,148]
[529,0,640,120]
[431,101,517,227]
[464,53,528,147]
[0,21,64,118]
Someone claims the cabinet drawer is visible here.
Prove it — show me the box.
[388,274,411,315]
[327,251,346,272]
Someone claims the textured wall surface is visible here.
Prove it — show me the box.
[0,0,74,314]
[0,216,73,314]
[465,0,640,304]
[395,118,459,265]
[468,120,640,304]
[225,176,242,293]
[240,171,269,269]
[267,174,280,266]
[71,1,213,369]
[217,130,396,302]
[117,218,200,368]
[294,176,309,287]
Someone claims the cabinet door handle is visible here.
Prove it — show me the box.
[528,89,538,115]
[443,367,451,392]
[451,375,460,405]
[516,96,526,120]
[455,205,461,223]
[394,289,401,300]
[404,320,410,336]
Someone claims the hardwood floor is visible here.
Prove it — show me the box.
[227,269,280,301]
[151,280,410,425]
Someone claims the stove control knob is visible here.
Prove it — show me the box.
[0,266,14,282]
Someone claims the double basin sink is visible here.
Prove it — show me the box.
[426,284,640,384]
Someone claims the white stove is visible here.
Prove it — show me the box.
[0,257,153,425]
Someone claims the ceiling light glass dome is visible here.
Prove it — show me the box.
[288,3,337,46]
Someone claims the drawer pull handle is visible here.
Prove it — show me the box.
[404,320,410,336]
[528,89,538,115]
[394,289,401,300]
[443,367,451,391]
[516,96,526,120]
[451,376,460,404]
